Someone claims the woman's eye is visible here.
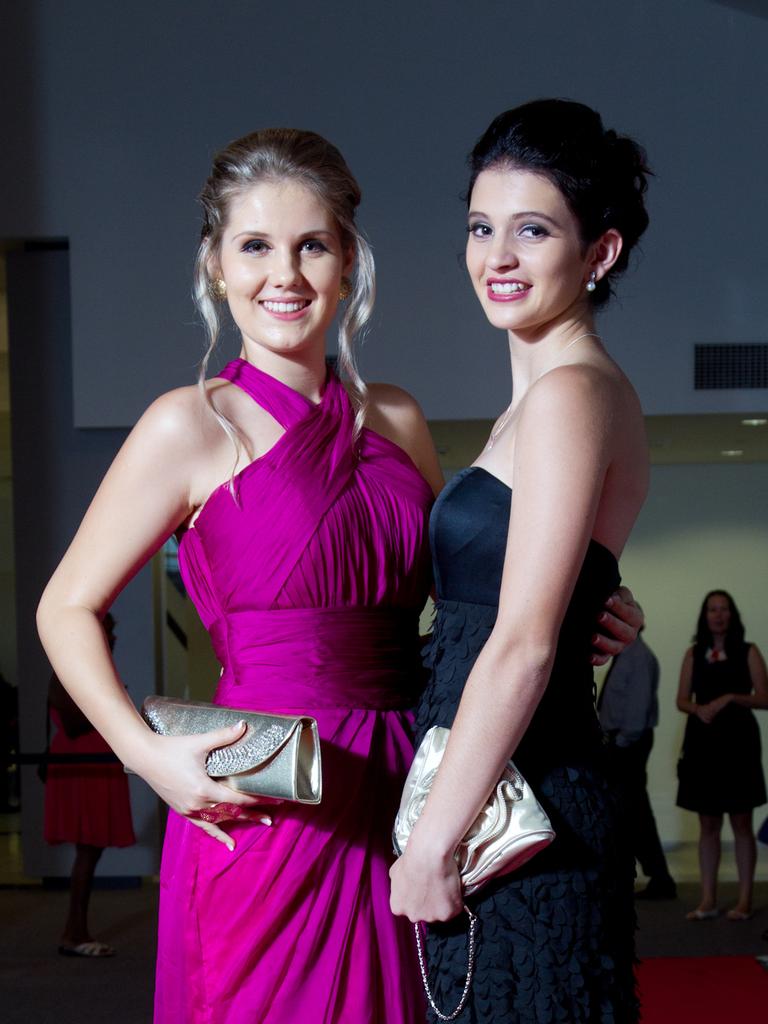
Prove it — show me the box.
[467,222,492,239]
[520,224,549,239]
[301,239,328,254]
[242,239,269,254]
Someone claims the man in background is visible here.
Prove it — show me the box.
[599,619,677,899]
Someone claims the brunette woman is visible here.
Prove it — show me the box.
[677,589,768,922]
[391,99,651,1022]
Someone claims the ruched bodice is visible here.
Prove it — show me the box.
[175,359,432,716]
[179,358,432,619]
[156,360,433,1024]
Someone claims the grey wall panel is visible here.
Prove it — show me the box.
[7,248,159,877]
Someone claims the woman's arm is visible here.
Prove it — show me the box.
[37,388,266,847]
[702,644,768,717]
[675,648,700,717]
[390,366,629,922]
[47,673,94,739]
[738,644,768,707]
[677,644,768,726]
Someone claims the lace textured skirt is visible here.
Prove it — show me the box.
[415,601,639,1024]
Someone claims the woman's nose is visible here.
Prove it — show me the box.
[270,247,302,287]
[486,235,519,272]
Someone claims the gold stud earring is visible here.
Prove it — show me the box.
[210,278,227,301]
[338,277,352,301]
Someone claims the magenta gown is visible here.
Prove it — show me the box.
[154,359,433,1024]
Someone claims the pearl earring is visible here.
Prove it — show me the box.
[586,271,597,294]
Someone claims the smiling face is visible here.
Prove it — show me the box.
[706,593,732,638]
[212,179,351,360]
[465,167,613,337]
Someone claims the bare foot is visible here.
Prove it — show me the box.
[726,907,753,921]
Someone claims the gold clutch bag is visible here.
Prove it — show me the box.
[140,696,322,804]
[393,725,554,1021]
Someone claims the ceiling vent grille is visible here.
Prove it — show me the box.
[694,343,768,389]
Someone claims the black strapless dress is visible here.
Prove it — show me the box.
[415,467,638,1023]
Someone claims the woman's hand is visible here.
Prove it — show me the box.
[696,695,731,724]
[135,721,275,850]
[389,839,463,924]
[591,585,644,665]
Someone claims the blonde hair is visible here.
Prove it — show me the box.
[192,128,374,465]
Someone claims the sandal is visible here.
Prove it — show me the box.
[58,941,116,957]
[685,908,719,920]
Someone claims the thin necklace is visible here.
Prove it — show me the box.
[487,332,601,450]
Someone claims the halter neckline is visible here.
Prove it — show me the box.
[222,357,331,408]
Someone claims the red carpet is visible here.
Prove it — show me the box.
[637,955,768,1022]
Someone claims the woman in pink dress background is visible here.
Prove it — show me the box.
[45,611,135,958]
[37,128,640,1021]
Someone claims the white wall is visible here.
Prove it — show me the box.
[617,462,768,846]
[0,1,767,426]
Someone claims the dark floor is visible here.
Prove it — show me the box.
[1,881,767,1023]
[1,884,157,1024]
[636,880,768,958]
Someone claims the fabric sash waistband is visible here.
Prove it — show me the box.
[209,606,424,712]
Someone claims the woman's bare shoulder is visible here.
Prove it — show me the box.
[130,386,202,451]
[366,381,424,414]
[106,387,235,510]
[524,359,643,447]
[364,382,444,494]
[135,381,236,450]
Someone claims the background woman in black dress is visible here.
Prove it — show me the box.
[390,100,651,1022]
[676,590,768,921]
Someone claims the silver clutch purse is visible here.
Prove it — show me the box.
[140,696,322,804]
[393,725,554,1021]
[394,725,554,893]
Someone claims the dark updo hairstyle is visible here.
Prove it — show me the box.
[467,99,651,306]
[693,589,745,660]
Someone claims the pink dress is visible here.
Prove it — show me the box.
[155,359,432,1024]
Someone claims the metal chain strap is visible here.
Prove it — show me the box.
[414,906,478,1022]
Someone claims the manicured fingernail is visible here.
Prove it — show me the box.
[226,839,235,852]
[592,634,600,644]
[260,816,272,827]
[598,612,608,623]
[606,596,614,607]
[233,720,245,730]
